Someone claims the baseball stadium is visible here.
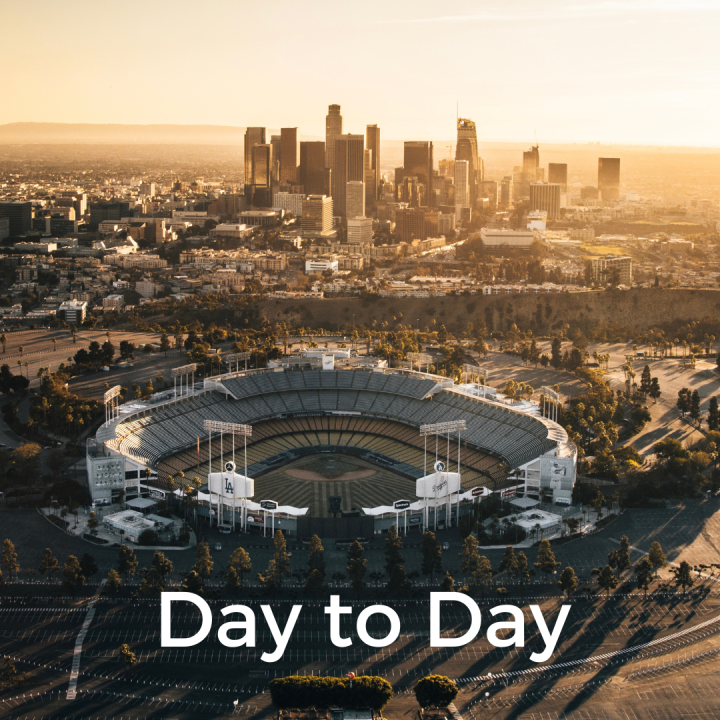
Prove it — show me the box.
[87,365,576,537]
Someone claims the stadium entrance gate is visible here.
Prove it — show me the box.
[297,516,374,540]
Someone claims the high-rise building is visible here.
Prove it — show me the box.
[245,144,272,207]
[366,125,381,201]
[456,118,478,206]
[325,104,343,172]
[273,192,304,217]
[301,195,333,235]
[454,160,470,221]
[500,177,514,207]
[363,149,375,211]
[523,145,540,178]
[0,202,33,237]
[333,134,364,217]
[347,216,373,244]
[270,135,282,182]
[548,163,568,190]
[529,183,562,219]
[403,141,434,206]
[438,158,455,178]
[280,128,298,183]
[395,207,439,243]
[244,127,266,183]
[299,141,329,195]
[346,181,365,220]
[598,158,621,201]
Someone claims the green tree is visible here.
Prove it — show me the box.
[152,551,173,579]
[61,555,85,594]
[258,531,290,594]
[183,569,204,594]
[229,546,252,587]
[608,535,632,574]
[193,542,214,578]
[558,566,578,598]
[550,337,562,369]
[346,540,367,596]
[677,387,691,415]
[420,531,443,581]
[307,534,325,579]
[708,397,720,431]
[498,546,518,574]
[103,569,122,597]
[512,551,531,591]
[79,553,98,578]
[414,675,459,710]
[117,544,138,581]
[640,365,652,397]
[470,555,494,597]
[118,643,137,670]
[690,390,701,423]
[160,333,171,356]
[139,567,165,597]
[534,539,560,575]
[1,539,19,580]
[597,565,619,598]
[384,524,404,574]
[304,568,326,597]
[38,548,58,581]
[87,511,99,531]
[635,557,654,597]
[673,561,694,594]
[440,571,455,592]
[648,377,662,403]
[648,541,667,576]
[225,566,241,596]
[460,535,480,575]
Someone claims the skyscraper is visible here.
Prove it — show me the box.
[456,118,478,206]
[325,104,343,173]
[548,163,568,190]
[598,158,621,201]
[245,144,272,207]
[333,134,364,217]
[301,195,333,235]
[403,141,434,206]
[454,160,469,221]
[299,141,329,195]
[244,127,266,183]
[0,202,32,237]
[280,128,298,183]
[366,124,381,201]
[346,181,365,220]
[529,183,562,219]
[270,135,282,183]
[364,149,374,211]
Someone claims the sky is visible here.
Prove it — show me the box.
[0,0,718,146]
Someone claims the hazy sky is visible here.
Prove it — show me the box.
[1,0,718,145]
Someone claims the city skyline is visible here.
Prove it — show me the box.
[0,0,718,146]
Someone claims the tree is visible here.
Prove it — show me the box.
[558,566,578,598]
[118,643,137,670]
[346,540,367,596]
[512,551,531,591]
[225,566,242,595]
[534,539,560,575]
[677,387,691,415]
[0,334,5,353]
[591,490,605,518]
[38,548,58,581]
[258,531,290,594]
[117,544,138,581]
[470,555,494,597]
[597,565,619,598]
[460,535,480,575]
[152,551,173,579]
[119,340,136,359]
[673,561,694,594]
[414,675,459,710]
[62,555,85,594]
[640,365,652,397]
[229,546,252,587]
[648,377,661,403]
[384,524,404,574]
[183,569,204,594]
[160,333,171,357]
[648,541,667,576]
[635,557,654,597]
[499,546,518,574]
[79,553,98,578]
[87,511,99,532]
[138,567,165,597]
[690,390,701,423]
[103,569,123,597]
[440,571,455,592]
[420,531,443,581]
[138,529,159,545]
[193,542,214,579]
[608,535,631,575]
[305,568,326,597]
[0,656,22,690]
[550,337,562,369]
[708,397,720,431]
[307,535,325,579]
[1,539,19,580]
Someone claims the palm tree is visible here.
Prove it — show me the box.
[0,333,6,353]
[18,346,23,357]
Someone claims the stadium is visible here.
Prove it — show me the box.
[87,365,577,538]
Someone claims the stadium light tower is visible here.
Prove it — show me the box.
[204,420,252,530]
[103,385,123,424]
[407,352,433,373]
[540,386,560,423]
[420,420,466,530]
[225,351,252,374]
[172,363,197,398]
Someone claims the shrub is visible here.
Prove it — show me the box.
[268,675,393,712]
[414,675,459,709]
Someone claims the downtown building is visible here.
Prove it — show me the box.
[529,183,562,220]
[332,134,364,218]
